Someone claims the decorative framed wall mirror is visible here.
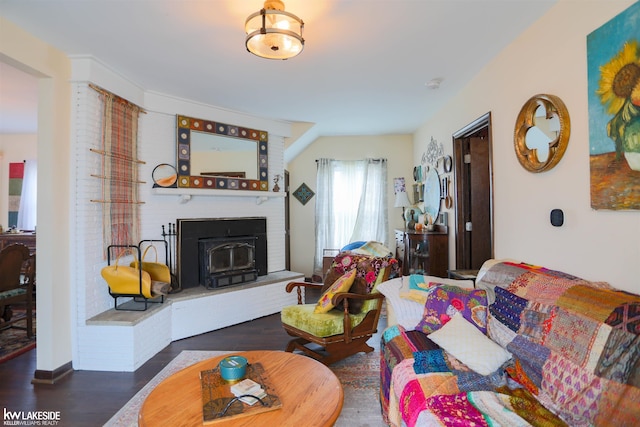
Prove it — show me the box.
[176,115,269,191]
[514,94,570,173]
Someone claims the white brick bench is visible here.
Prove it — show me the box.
[78,271,303,371]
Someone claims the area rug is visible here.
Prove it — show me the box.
[104,350,385,427]
[0,316,36,364]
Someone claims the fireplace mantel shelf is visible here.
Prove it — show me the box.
[152,188,286,204]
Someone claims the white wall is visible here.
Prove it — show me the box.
[0,134,37,227]
[414,0,639,293]
[0,17,73,373]
[287,134,413,278]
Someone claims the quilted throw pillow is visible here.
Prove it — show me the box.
[400,274,475,305]
[399,274,440,303]
[321,252,399,314]
[314,269,356,313]
[428,312,512,375]
[323,253,399,291]
[415,285,488,334]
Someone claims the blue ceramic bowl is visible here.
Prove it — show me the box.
[219,355,248,382]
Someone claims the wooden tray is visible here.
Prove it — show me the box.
[200,362,282,424]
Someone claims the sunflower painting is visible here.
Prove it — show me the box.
[587,2,640,210]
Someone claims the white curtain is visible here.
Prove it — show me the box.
[314,159,335,276]
[17,159,37,231]
[313,158,388,276]
[350,159,388,244]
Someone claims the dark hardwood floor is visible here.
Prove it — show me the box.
[1,299,386,427]
[0,314,290,426]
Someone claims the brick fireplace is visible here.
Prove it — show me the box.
[177,217,268,289]
[83,214,302,372]
[72,82,296,372]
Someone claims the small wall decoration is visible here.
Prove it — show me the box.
[393,177,406,194]
[152,163,178,188]
[273,174,282,192]
[293,182,315,205]
[587,2,640,210]
[421,137,444,167]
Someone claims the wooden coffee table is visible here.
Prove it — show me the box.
[138,350,344,426]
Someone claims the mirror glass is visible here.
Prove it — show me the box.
[514,94,570,173]
[524,104,562,163]
[422,167,441,224]
[176,115,269,191]
[190,132,258,179]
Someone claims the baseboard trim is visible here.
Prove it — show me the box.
[31,362,73,385]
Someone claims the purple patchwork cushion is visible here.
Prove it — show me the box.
[415,285,488,334]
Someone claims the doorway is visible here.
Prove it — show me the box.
[284,170,290,270]
[0,62,38,231]
[452,113,493,270]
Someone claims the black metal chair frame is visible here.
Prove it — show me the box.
[106,242,166,311]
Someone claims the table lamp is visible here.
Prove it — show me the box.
[394,191,411,220]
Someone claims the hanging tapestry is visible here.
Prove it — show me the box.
[92,85,144,253]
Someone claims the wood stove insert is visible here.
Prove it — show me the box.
[177,217,267,289]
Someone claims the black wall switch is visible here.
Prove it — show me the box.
[550,209,564,227]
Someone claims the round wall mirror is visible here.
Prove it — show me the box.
[443,155,452,173]
[514,94,570,172]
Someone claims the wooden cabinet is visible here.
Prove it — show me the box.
[0,233,36,254]
[395,228,448,277]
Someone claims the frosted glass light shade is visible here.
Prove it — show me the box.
[245,1,304,60]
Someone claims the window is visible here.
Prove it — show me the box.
[314,158,388,275]
[16,159,37,231]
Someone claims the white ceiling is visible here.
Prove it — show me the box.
[0,0,556,137]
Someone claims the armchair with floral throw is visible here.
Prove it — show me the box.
[281,243,399,365]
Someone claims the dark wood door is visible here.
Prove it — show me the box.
[453,114,493,270]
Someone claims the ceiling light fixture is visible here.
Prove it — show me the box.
[425,78,444,90]
[245,0,305,60]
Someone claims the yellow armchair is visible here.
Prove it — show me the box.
[281,280,385,365]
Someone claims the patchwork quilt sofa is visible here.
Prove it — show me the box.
[378,259,640,426]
